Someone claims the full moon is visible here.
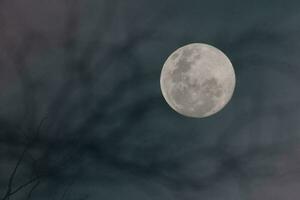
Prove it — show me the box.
[160,43,236,118]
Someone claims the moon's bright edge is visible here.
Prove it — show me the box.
[160,43,236,118]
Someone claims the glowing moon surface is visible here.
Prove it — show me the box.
[160,43,236,118]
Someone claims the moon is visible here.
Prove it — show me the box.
[160,43,236,118]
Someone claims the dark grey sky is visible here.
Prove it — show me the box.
[1,0,300,199]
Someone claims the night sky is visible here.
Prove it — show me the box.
[1,0,300,199]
